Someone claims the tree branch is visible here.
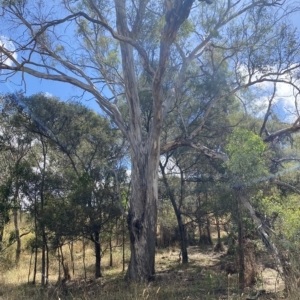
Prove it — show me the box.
[259,83,277,137]
[239,192,285,279]
[273,179,300,194]
[160,138,228,161]
[263,124,300,143]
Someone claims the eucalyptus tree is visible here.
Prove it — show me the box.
[224,128,267,288]
[2,93,125,279]
[0,95,33,265]
[1,0,300,281]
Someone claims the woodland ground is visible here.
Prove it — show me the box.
[0,235,287,300]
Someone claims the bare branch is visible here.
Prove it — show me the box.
[160,138,228,161]
[263,124,300,143]
[273,179,300,194]
[260,82,277,137]
[115,0,142,147]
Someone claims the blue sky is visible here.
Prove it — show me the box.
[1,71,101,113]
[0,5,299,117]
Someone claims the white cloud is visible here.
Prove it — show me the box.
[44,92,53,98]
[256,78,298,122]
[0,35,18,67]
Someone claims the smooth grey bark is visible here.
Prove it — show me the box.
[116,0,195,281]
[126,148,158,280]
[114,0,158,280]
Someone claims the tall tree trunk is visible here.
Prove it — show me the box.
[82,237,87,281]
[114,0,193,283]
[41,230,47,285]
[179,168,188,263]
[13,184,21,266]
[206,216,213,245]
[122,215,125,272]
[126,152,158,281]
[94,230,102,278]
[46,240,49,283]
[33,197,38,285]
[177,214,188,264]
[60,245,70,281]
[69,242,75,277]
[216,216,221,245]
[28,249,33,283]
[13,207,21,266]
[0,210,4,245]
[40,139,47,285]
[236,194,245,290]
[33,243,38,284]
[109,236,113,267]
[58,248,61,281]
[0,226,3,245]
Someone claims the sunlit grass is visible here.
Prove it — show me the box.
[0,217,289,300]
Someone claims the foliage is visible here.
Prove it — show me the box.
[262,193,300,241]
[225,128,266,184]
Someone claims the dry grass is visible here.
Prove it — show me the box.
[0,244,287,300]
[0,219,290,300]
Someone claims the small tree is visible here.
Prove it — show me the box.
[225,128,266,288]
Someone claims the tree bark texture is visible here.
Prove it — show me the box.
[126,149,158,281]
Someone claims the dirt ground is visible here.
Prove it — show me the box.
[154,245,285,300]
